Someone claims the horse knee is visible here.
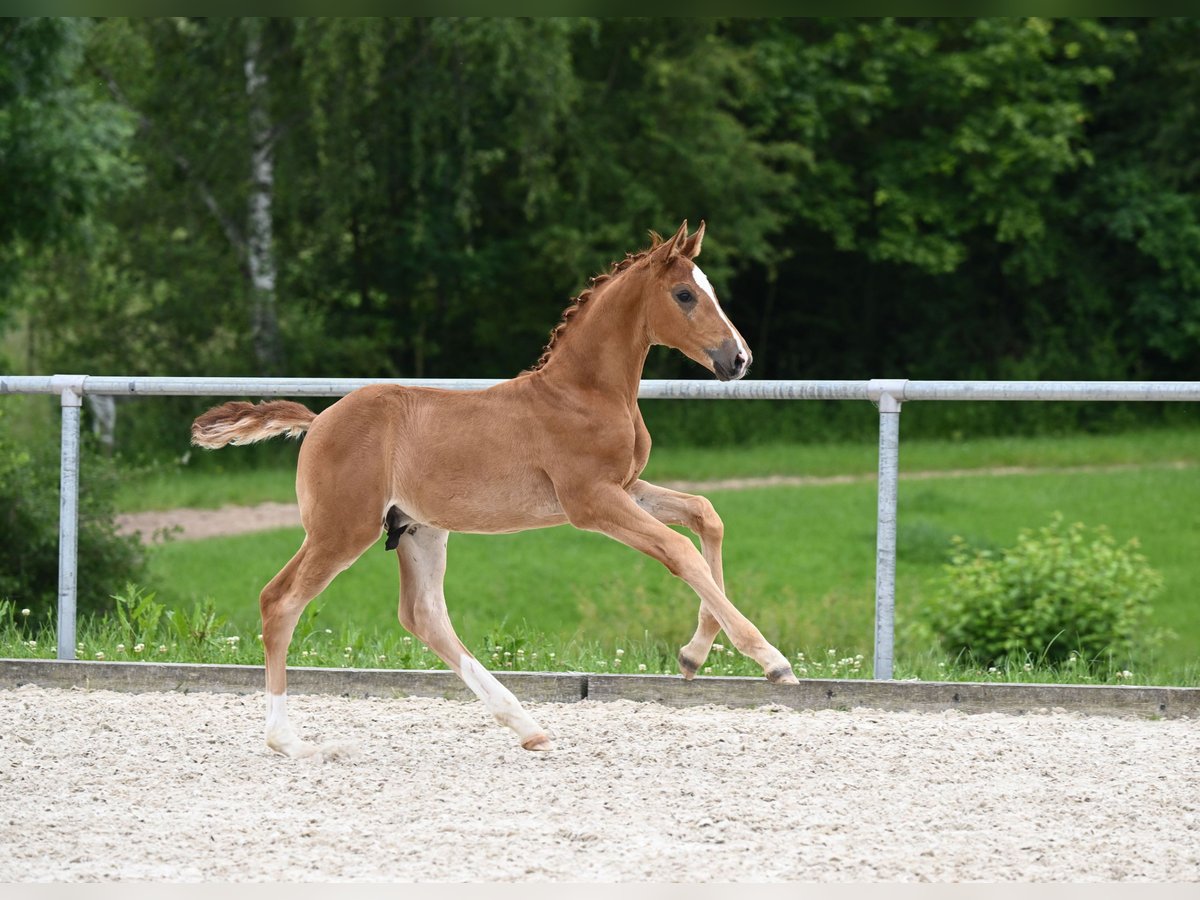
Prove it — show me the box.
[397,598,419,635]
[658,533,710,582]
[259,583,286,627]
[398,594,442,641]
[689,496,724,541]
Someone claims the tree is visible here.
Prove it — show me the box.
[0,18,139,339]
[8,17,1200,452]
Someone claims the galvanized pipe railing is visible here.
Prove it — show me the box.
[4,374,1200,678]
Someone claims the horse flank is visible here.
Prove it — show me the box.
[190,400,315,449]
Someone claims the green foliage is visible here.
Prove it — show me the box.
[112,581,228,651]
[5,18,1200,451]
[0,409,145,619]
[0,18,140,328]
[926,515,1163,667]
[111,581,165,647]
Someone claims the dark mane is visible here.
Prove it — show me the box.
[521,232,665,376]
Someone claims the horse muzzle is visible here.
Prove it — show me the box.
[710,338,751,382]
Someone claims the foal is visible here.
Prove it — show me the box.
[192,221,797,757]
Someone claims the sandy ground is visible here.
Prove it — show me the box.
[1,685,1197,882]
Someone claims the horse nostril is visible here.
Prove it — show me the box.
[734,353,746,372]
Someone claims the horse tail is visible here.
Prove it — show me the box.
[191,400,316,449]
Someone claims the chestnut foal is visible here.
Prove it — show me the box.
[192,221,797,758]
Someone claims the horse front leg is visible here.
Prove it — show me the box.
[629,479,725,678]
[396,525,553,751]
[565,483,797,684]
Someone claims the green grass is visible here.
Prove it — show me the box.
[114,427,1200,511]
[115,464,300,512]
[18,427,1198,686]
[123,459,1200,684]
[1,590,1185,686]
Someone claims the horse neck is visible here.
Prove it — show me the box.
[536,274,650,405]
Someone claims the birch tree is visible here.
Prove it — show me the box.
[87,17,287,376]
[243,17,284,374]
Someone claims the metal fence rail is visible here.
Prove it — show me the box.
[4,374,1200,677]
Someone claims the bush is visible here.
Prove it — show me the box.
[924,514,1162,667]
[0,410,145,620]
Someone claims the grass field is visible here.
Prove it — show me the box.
[113,427,1200,684]
[115,427,1200,511]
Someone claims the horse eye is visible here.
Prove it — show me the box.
[674,289,695,304]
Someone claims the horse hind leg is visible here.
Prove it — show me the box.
[395,525,553,751]
[630,480,735,680]
[260,528,376,758]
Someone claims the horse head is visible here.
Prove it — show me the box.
[641,220,752,382]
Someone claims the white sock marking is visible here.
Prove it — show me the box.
[459,654,542,741]
[266,692,289,732]
[264,691,313,756]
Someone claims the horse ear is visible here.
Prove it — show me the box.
[682,219,705,259]
[665,220,689,258]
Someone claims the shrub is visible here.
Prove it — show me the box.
[925,514,1162,667]
[0,410,145,620]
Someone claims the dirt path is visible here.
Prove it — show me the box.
[117,500,302,543]
[116,461,1193,544]
[1,685,1196,882]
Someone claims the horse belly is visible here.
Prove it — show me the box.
[395,466,568,535]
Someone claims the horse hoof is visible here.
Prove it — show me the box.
[677,652,700,680]
[767,665,799,685]
[521,733,555,752]
[266,736,321,759]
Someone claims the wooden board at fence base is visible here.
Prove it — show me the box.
[585,674,1200,719]
[3,659,1198,719]
[0,659,585,704]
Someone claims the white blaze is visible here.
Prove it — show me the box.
[692,263,748,363]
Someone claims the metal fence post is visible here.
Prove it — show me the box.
[868,379,907,681]
[51,375,86,661]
